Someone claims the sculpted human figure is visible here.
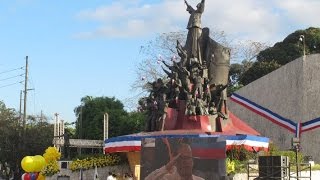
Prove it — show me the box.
[157,93,168,131]
[177,67,191,94]
[176,40,188,67]
[145,95,158,132]
[210,83,228,119]
[145,143,204,180]
[184,0,205,60]
[191,68,203,99]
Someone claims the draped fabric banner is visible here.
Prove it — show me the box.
[231,93,320,138]
[104,134,269,153]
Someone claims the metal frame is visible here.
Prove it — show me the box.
[288,162,311,180]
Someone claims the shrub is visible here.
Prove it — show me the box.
[227,145,255,161]
[41,160,60,176]
[41,147,61,176]
[69,154,122,171]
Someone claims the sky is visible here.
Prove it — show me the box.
[0,0,319,123]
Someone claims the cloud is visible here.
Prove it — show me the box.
[74,0,320,42]
[75,0,186,39]
[274,0,320,26]
[201,0,282,42]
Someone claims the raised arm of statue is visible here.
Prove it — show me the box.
[162,67,172,77]
[184,0,195,13]
[196,0,205,13]
[184,0,189,6]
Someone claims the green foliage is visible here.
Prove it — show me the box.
[41,160,60,176]
[227,84,243,96]
[239,60,281,85]
[74,96,145,140]
[226,158,235,174]
[258,27,320,64]
[239,27,320,86]
[69,154,123,171]
[122,111,146,134]
[227,145,256,161]
[269,149,303,164]
[226,146,257,173]
[268,143,303,164]
[0,101,53,179]
[311,164,320,170]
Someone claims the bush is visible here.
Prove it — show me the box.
[41,160,60,176]
[227,145,256,161]
[271,150,303,164]
[226,146,256,173]
[41,147,61,176]
[69,154,123,171]
[268,143,303,164]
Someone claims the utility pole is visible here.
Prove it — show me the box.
[104,113,109,141]
[103,113,109,154]
[40,110,43,123]
[23,56,28,131]
[19,90,23,122]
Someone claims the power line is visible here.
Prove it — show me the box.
[0,74,24,81]
[0,81,23,89]
[0,67,24,75]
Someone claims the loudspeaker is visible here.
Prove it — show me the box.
[258,156,289,179]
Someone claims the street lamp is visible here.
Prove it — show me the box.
[103,113,109,154]
[299,35,306,60]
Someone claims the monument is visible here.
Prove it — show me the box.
[104,1,269,179]
[142,0,231,132]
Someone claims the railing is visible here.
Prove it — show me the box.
[247,161,312,179]
[53,138,104,148]
[288,163,311,179]
[247,160,259,179]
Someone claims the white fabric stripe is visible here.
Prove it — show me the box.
[226,140,269,148]
[104,141,141,148]
[232,96,296,130]
[296,123,300,137]
[105,140,268,149]
[302,121,320,130]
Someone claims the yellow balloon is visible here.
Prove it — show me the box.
[37,173,46,180]
[21,156,35,172]
[33,155,46,172]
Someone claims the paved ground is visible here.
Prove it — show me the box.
[233,170,320,179]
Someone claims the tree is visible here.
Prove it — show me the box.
[0,101,53,179]
[240,27,320,85]
[74,96,145,140]
[0,101,20,179]
[131,30,269,100]
[239,60,281,85]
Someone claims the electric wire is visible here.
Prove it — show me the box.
[0,74,24,81]
[0,81,23,89]
[0,67,24,75]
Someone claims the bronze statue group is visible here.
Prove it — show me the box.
[140,0,231,132]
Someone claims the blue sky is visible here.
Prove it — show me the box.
[0,0,319,123]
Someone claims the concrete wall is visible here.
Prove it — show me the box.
[46,164,131,180]
[228,54,320,162]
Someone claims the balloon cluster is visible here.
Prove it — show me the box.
[21,155,46,180]
[21,172,46,180]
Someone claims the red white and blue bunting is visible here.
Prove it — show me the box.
[231,93,320,138]
[104,134,269,154]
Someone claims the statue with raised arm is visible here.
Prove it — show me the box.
[184,0,205,61]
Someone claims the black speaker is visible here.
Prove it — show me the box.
[258,156,289,179]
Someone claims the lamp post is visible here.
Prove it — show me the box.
[103,113,109,154]
[292,137,300,179]
[299,35,306,60]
